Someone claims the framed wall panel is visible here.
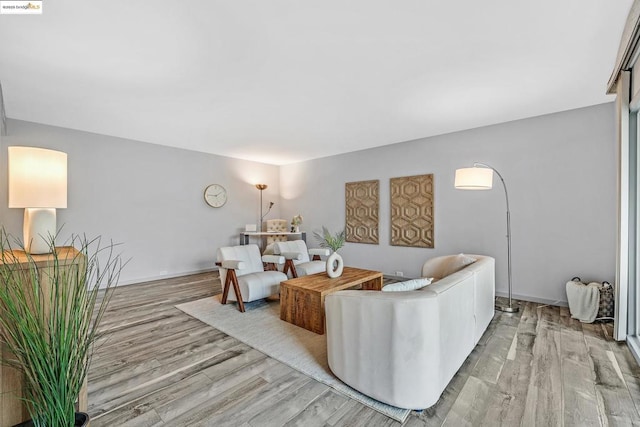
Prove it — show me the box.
[390,174,434,248]
[345,180,379,244]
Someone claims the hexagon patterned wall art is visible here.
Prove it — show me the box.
[345,180,379,244]
[390,174,434,248]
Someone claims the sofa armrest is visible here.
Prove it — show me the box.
[309,248,330,257]
[325,290,442,409]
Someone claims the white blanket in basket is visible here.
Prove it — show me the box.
[566,280,600,323]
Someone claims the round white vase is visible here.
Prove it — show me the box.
[326,252,344,278]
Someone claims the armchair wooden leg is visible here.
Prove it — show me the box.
[221,271,232,304]
[312,255,321,261]
[222,269,245,312]
[283,259,299,278]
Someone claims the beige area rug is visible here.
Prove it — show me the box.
[175,295,411,423]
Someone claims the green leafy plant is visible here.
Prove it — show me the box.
[0,229,124,427]
[314,226,346,253]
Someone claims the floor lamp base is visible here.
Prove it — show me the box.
[496,304,519,313]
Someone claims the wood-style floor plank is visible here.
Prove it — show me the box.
[247,380,330,426]
[442,375,492,426]
[88,272,640,426]
[279,390,350,427]
[560,322,605,426]
[521,305,564,426]
[582,323,639,425]
[488,303,537,426]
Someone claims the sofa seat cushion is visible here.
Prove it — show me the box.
[226,270,287,302]
[295,261,326,277]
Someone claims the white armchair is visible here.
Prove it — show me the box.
[216,244,287,312]
[273,240,329,278]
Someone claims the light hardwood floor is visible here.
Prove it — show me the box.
[88,272,640,426]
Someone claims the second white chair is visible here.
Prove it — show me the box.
[273,240,329,278]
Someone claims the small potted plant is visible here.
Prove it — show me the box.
[0,229,123,427]
[314,226,345,278]
[291,214,303,233]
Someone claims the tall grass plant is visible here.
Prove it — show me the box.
[0,230,123,426]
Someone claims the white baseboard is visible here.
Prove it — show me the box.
[496,291,568,307]
[117,268,217,287]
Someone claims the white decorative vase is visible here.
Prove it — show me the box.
[294,225,300,233]
[326,252,344,278]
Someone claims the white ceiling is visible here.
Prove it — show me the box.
[0,0,633,165]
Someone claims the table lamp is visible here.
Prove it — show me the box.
[8,146,67,254]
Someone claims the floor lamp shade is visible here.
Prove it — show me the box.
[8,146,67,254]
[454,167,493,189]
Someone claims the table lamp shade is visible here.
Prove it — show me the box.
[454,167,493,190]
[8,146,67,208]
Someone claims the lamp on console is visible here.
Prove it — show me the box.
[454,162,518,313]
[8,146,67,254]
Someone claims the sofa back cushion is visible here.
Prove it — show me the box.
[422,253,476,281]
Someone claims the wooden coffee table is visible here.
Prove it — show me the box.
[279,267,383,334]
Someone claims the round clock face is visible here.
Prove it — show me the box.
[204,184,228,208]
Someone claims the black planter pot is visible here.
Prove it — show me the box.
[13,412,89,427]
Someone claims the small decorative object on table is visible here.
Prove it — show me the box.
[291,214,303,233]
[314,226,346,278]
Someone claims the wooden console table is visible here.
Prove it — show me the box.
[0,247,88,427]
[239,231,306,246]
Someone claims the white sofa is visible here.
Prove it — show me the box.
[325,254,495,409]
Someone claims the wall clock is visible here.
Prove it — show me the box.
[204,184,228,208]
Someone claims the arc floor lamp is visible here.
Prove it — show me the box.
[454,162,518,313]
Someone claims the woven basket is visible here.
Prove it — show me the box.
[597,282,614,319]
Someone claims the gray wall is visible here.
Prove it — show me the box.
[0,119,280,284]
[0,103,617,303]
[280,103,617,304]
